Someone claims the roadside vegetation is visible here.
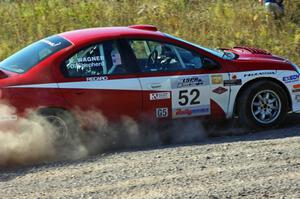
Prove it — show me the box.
[0,0,299,64]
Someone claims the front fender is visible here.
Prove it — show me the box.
[226,70,295,118]
[277,70,300,113]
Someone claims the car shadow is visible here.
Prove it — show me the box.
[1,114,300,182]
[126,113,300,153]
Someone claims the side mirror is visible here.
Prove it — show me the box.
[202,57,220,70]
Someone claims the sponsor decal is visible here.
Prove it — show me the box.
[173,105,210,118]
[223,79,242,86]
[292,88,300,93]
[171,75,209,89]
[0,115,17,121]
[77,56,102,63]
[86,76,108,81]
[212,87,228,94]
[67,62,102,70]
[150,92,170,101]
[67,56,105,70]
[293,84,300,89]
[283,75,300,83]
[175,109,192,116]
[156,108,168,118]
[295,95,300,102]
[211,75,223,85]
[190,107,210,115]
[243,71,276,77]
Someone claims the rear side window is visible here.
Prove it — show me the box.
[63,40,128,77]
[0,36,72,73]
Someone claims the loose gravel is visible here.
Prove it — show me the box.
[0,118,300,199]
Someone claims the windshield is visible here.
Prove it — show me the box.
[164,33,236,60]
[0,35,72,73]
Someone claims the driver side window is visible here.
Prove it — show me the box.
[128,39,203,73]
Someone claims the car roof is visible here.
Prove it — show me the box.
[59,25,165,46]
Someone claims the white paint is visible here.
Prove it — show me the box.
[9,78,141,91]
[7,69,300,119]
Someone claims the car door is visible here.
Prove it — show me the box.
[54,40,142,120]
[125,39,231,120]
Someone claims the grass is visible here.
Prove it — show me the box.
[0,0,299,65]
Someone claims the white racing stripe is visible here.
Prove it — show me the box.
[9,83,59,88]
[8,78,142,91]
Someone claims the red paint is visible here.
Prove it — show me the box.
[210,99,226,118]
[0,25,296,126]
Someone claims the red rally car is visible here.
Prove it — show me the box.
[0,25,299,137]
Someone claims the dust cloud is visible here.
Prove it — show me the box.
[0,103,207,167]
[0,103,88,167]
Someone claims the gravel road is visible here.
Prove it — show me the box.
[0,115,299,199]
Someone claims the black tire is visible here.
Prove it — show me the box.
[238,81,288,129]
[37,109,80,149]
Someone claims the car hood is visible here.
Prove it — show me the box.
[222,46,294,72]
[226,46,286,62]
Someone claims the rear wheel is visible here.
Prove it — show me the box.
[238,81,288,129]
[38,109,80,149]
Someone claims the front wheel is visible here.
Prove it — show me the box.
[238,81,288,129]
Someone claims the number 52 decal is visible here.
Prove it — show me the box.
[178,89,201,106]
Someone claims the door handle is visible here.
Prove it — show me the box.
[150,83,162,89]
[75,91,85,95]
